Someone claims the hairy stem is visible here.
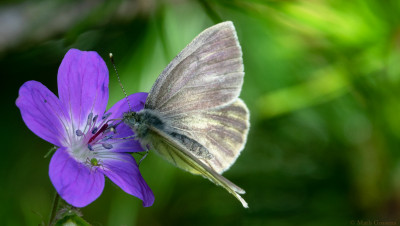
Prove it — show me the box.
[49,192,60,226]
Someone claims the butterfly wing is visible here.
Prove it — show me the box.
[142,21,249,207]
[146,125,249,208]
[165,99,249,174]
[145,21,244,116]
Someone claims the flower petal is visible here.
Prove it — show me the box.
[49,148,105,207]
[107,92,148,117]
[100,153,154,207]
[106,92,148,152]
[107,123,144,152]
[57,49,109,130]
[16,81,70,147]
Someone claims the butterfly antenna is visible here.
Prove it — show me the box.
[109,53,132,112]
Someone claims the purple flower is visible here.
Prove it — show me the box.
[16,49,154,208]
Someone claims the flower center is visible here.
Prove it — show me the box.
[68,112,115,164]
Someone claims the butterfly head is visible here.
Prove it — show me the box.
[122,109,166,140]
[122,111,139,126]
[122,111,148,139]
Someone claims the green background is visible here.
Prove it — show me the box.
[2,0,400,225]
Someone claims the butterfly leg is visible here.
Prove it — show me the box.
[115,134,136,140]
[138,144,150,166]
[138,151,149,166]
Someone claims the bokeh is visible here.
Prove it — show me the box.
[2,0,400,225]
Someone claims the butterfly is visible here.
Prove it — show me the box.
[122,21,250,208]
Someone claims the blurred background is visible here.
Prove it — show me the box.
[2,0,400,225]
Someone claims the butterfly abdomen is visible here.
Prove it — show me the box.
[168,131,213,160]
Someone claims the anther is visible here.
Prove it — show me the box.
[102,112,112,120]
[76,130,84,136]
[87,113,93,126]
[93,115,98,123]
[102,143,113,149]
[88,144,94,151]
[92,127,98,134]
[102,135,113,141]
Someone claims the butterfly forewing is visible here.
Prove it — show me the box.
[165,99,249,173]
[145,21,244,116]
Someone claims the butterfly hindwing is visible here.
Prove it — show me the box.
[164,99,249,174]
[145,21,244,116]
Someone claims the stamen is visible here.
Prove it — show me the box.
[111,120,123,129]
[87,113,93,126]
[92,127,98,134]
[93,115,98,124]
[102,112,112,120]
[102,143,113,149]
[76,129,84,136]
[102,135,113,141]
[88,144,94,151]
[110,136,136,140]
[107,136,137,144]
[105,125,117,134]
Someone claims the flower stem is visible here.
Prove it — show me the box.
[49,192,60,226]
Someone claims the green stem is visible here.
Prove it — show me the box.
[49,192,60,226]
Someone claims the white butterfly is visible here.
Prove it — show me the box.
[123,21,250,208]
